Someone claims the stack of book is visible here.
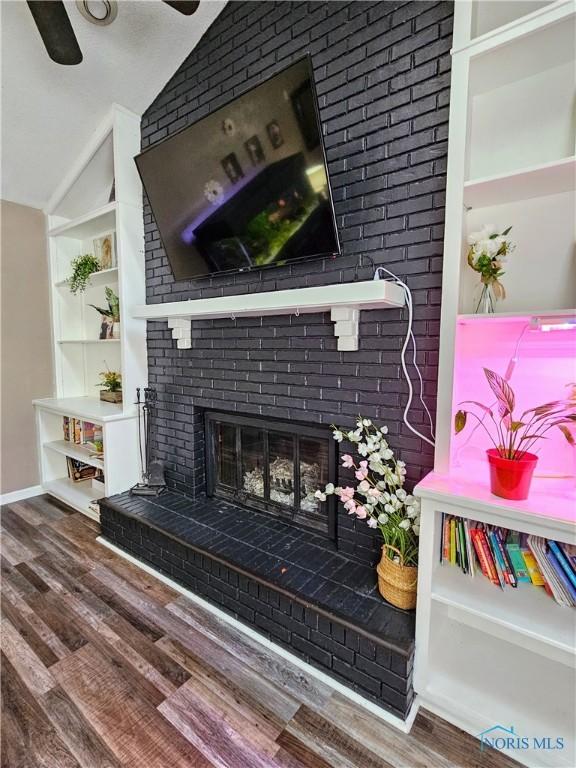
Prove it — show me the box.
[62,417,103,457]
[63,416,83,444]
[441,514,576,607]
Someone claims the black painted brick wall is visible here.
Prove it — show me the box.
[101,501,414,719]
[140,1,453,565]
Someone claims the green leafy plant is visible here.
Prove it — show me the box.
[455,369,576,460]
[97,365,121,392]
[89,287,120,322]
[67,254,101,294]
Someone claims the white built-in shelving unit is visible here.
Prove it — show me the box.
[34,105,147,519]
[414,2,576,766]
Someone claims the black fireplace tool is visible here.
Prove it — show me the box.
[130,387,166,496]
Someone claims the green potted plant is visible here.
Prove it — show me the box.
[89,287,120,339]
[67,253,101,294]
[455,369,575,500]
[97,366,122,403]
[316,418,420,609]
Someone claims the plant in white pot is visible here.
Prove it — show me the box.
[315,418,420,610]
[455,369,575,500]
[89,287,120,339]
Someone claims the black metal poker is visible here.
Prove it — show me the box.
[130,387,166,496]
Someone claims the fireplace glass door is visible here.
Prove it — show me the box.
[207,412,336,537]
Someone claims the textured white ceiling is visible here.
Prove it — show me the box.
[1,0,226,210]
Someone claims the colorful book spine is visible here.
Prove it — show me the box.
[464,518,475,578]
[491,530,517,587]
[506,543,530,583]
[559,542,576,572]
[458,519,468,573]
[449,519,456,565]
[470,529,499,587]
[549,541,576,590]
[546,547,576,604]
[442,515,450,563]
[521,549,546,586]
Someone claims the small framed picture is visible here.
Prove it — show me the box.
[221,152,244,184]
[93,233,116,270]
[267,120,284,149]
[244,135,265,166]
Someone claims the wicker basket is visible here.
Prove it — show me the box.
[376,545,418,610]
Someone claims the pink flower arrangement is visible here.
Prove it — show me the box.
[315,418,421,567]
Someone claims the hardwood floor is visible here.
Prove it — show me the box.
[1,495,521,768]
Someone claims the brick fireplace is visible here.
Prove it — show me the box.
[100,0,453,720]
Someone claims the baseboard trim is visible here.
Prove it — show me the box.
[97,535,420,734]
[0,484,44,505]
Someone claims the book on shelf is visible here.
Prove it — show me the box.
[82,422,104,456]
[62,417,104,457]
[440,515,575,608]
[66,457,97,483]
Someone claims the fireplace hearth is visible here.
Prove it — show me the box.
[205,411,337,537]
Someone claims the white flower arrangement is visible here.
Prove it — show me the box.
[467,224,515,308]
[316,418,421,566]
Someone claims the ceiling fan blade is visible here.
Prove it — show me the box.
[26,1,82,65]
[162,1,200,16]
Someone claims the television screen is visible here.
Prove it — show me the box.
[135,56,340,281]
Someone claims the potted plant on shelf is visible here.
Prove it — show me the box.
[97,366,122,403]
[67,253,101,294]
[467,224,514,313]
[455,368,575,500]
[89,287,120,339]
[315,418,420,610]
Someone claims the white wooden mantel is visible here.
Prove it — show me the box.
[132,279,405,352]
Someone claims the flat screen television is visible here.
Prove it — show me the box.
[135,56,340,281]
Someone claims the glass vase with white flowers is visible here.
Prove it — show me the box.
[467,224,515,313]
[315,419,421,608]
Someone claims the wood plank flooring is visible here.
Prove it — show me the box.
[1,495,521,768]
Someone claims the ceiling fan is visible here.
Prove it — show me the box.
[26,0,200,65]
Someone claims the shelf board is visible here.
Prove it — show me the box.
[457,308,576,323]
[44,440,104,471]
[44,477,103,520]
[464,156,576,208]
[432,565,575,663]
[133,279,406,352]
[48,202,116,239]
[415,472,576,540]
[455,0,574,63]
[54,267,118,288]
[33,396,132,423]
[57,339,120,345]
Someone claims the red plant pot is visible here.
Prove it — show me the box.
[486,449,538,501]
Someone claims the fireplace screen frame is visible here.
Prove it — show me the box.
[205,410,338,539]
